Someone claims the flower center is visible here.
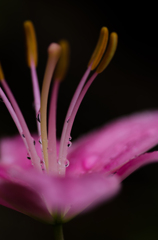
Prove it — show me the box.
[0,22,118,176]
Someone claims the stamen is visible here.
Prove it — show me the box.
[24,21,38,67]
[0,64,5,81]
[0,65,41,170]
[24,21,41,136]
[96,32,118,73]
[58,27,109,173]
[40,43,61,171]
[59,31,118,175]
[88,27,109,70]
[48,41,70,174]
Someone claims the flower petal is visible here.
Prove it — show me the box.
[61,173,120,220]
[0,166,53,222]
[0,135,42,169]
[0,164,120,221]
[116,151,158,181]
[67,111,158,175]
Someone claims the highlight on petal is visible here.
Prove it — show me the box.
[116,151,158,181]
[67,111,158,176]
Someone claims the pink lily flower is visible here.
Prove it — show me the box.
[1,21,158,238]
[0,22,120,224]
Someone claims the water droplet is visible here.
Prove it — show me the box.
[22,133,25,138]
[27,153,31,160]
[36,110,41,123]
[38,137,42,144]
[65,159,69,167]
[67,141,72,147]
[66,116,70,123]
[69,136,72,141]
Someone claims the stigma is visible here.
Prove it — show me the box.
[0,21,118,176]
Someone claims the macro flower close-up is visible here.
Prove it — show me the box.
[0,4,158,240]
[0,22,121,227]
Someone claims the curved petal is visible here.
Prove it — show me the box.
[67,111,158,175]
[116,151,158,181]
[0,165,120,221]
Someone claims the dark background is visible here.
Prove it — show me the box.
[0,0,158,239]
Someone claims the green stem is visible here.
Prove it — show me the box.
[53,224,64,240]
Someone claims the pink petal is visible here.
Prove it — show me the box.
[0,166,53,222]
[67,111,158,175]
[0,165,120,221]
[62,173,120,220]
[0,134,42,169]
[116,151,158,181]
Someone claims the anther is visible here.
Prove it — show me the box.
[54,40,70,81]
[24,21,38,67]
[0,64,5,81]
[96,32,118,74]
[88,27,109,70]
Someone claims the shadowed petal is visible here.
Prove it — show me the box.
[67,111,158,175]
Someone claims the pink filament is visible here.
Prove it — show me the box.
[0,88,23,135]
[0,88,30,160]
[30,60,41,136]
[48,80,60,174]
[58,72,98,174]
[1,80,41,170]
[59,66,91,163]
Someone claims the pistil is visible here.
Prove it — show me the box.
[40,43,61,171]
[48,40,70,174]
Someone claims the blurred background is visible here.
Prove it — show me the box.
[0,0,158,239]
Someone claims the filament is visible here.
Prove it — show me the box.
[58,72,98,175]
[1,79,41,170]
[59,66,91,168]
